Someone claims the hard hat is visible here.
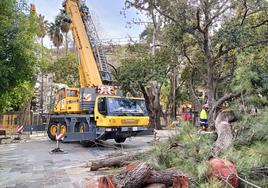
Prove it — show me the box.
[203,104,209,108]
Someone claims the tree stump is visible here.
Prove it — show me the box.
[208,158,239,187]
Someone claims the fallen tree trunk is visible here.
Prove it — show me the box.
[211,111,236,157]
[90,151,149,171]
[113,163,151,188]
[112,163,188,188]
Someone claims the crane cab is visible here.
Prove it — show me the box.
[94,96,149,127]
[53,88,80,113]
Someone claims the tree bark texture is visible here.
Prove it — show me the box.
[90,151,149,171]
[112,163,188,188]
[211,111,236,157]
[140,81,162,129]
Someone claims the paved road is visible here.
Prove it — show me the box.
[0,130,175,188]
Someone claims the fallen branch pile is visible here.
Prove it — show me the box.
[87,163,189,188]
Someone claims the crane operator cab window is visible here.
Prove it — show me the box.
[97,97,148,116]
[98,98,107,115]
[67,89,78,97]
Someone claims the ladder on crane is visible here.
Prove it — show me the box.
[79,1,112,84]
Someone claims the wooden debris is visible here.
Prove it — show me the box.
[173,176,189,188]
[168,143,184,150]
[98,176,116,188]
[90,151,149,171]
[112,163,189,188]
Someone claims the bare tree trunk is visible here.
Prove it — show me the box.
[171,67,177,121]
[40,37,44,125]
[149,82,162,129]
[140,82,162,129]
[57,46,59,57]
[211,111,236,157]
[65,32,68,55]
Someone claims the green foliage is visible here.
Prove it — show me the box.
[48,22,63,50]
[198,178,225,188]
[232,47,268,107]
[0,0,39,112]
[232,109,268,145]
[152,124,215,183]
[37,14,48,38]
[222,141,268,187]
[0,81,33,112]
[48,52,79,87]
[117,46,170,93]
[147,110,268,187]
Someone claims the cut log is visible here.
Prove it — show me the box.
[211,111,236,157]
[112,163,189,188]
[98,176,116,188]
[113,163,151,188]
[90,151,149,171]
[144,168,180,186]
[208,158,239,188]
[173,176,190,188]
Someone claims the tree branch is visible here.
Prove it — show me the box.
[139,83,152,114]
[189,68,201,110]
[151,3,178,24]
[203,0,231,30]
[182,47,194,68]
[195,9,204,33]
[240,0,248,26]
[210,92,242,115]
[251,19,268,28]
[215,45,235,60]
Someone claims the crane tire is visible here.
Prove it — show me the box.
[114,138,126,143]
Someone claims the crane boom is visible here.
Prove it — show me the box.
[65,0,102,87]
[79,1,112,83]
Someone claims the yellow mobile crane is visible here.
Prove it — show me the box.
[47,0,151,145]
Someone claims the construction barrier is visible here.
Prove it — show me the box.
[17,125,24,134]
[50,125,67,154]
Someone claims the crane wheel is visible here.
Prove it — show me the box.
[47,123,57,141]
[47,123,67,141]
[78,122,93,147]
[114,138,126,143]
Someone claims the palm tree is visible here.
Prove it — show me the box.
[37,14,48,49]
[56,9,71,55]
[48,22,63,55]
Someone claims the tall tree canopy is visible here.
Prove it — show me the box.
[48,52,79,87]
[117,45,171,128]
[0,0,39,112]
[125,0,268,125]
